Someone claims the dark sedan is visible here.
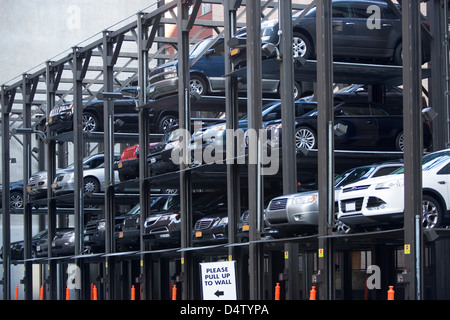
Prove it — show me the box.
[47,87,179,134]
[35,228,74,257]
[230,0,431,67]
[0,229,49,260]
[0,180,25,209]
[265,101,433,152]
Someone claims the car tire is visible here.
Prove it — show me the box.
[10,191,24,209]
[83,177,100,194]
[393,42,402,65]
[295,126,317,150]
[279,81,302,100]
[82,112,100,133]
[422,195,443,229]
[158,114,179,133]
[395,131,404,151]
[293,32,313,60]
[190,74,208,96]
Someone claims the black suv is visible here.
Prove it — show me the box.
[230,0,431,68]
[47,87,178,134]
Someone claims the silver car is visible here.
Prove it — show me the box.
[27,153,112,199]
[52,161,119,195]
[265,162,403,236]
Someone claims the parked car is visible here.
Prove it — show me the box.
[0,229,50,260]
[147,37,312,100]
[47,86,178,134]
[27,153,111,200]
[143,193,226,248]
[265,161,403,236]
[229,0,431,68]
[117,142,161,182]
[237,210,282,241]
[52,155,120,195]
[116,194,177,251]
[338,149,450,231]
[35,228,74,257]
[265,100,433,152]
[52,229,76,256]
[0,180,25,209]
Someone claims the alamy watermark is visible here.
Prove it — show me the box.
[367,5,382,30]
[170,121,280,176]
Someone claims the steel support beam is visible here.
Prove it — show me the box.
[137,11,153,300]
[316,0,335,300]
[1,86,14,300]
[177,0,195,300]
[402,1,424,300]
[246,0,264,301]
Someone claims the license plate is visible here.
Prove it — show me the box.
[149,85,155,93]
[37,245,40,251]
[84,235,89,241]
[242,224,249,231]
[150,157,156,164]
[119,232,124,238]
[345,202,356,212]
[195,231,202,238]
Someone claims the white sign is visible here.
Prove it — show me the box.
[200,261,237,300]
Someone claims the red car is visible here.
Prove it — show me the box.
[117,143,163,181]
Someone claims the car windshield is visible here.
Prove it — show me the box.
[240,101,281,120]
[32,229,48,240]
[334,167,375,188]
[393,151,450,174]
[190,39,216,58]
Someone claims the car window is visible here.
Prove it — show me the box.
[437,163,450,175]
[336,103,371,116]
[332,3,351,18]
[369,105,389,116]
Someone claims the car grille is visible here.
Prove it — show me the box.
[194,218,215,230]
[149,68,167,84]
[268,198,287,210]
[340,197,364,213]
[123,218,137,229]
[84,223,98,232]
[342,185,370,193]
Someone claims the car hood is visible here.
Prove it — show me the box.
[341,174,405,190]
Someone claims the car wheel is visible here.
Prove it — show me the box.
[82,112,100,132]
[83,177,100,194]
[295,126,317,150]
[395,131,404,151]
[158,114,179,133]
[190,74,208,96]
[10,191,24,209]
[293,32,313,60]
[422,195,443,229]
[393,42,403,65]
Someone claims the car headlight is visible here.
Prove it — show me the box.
[292,194,318,205]
[375,179,404,190]
[98,221,106,231]
[213,217,228,227]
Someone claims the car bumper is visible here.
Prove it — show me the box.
[116,229,140,247]
[118,158,139,180]
[338,188,404,228]
[192,225,228,245]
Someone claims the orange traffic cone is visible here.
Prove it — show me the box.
[172,284,177,300]
[387,286,395,300]
[14,286,19,300]
[39,285,44,300]
[66,286,70,300]
[274,283,280,300]
[309,285,317,300]
[131,285,135,300]
[92,285,98,300]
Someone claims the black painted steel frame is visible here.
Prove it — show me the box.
[1,0,449,300]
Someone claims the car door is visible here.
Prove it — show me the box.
[331,2,357,56]
[334,102,378,149]
[350,1,401,57]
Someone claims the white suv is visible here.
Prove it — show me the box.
[338,149,450,231]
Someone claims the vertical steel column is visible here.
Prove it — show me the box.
[177,0,193,300]
[429,0,450,149]
[72,47,86,300]
[316,0,335,300]
[246,0,264,300]
[137,11,152,300]
[402,1,424,300]
[21,74,34,300]
[279,0,300,300]
[224,0,242,279]
[102,31,117,300]
[45,61,59,300]
[1,86,14,300]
